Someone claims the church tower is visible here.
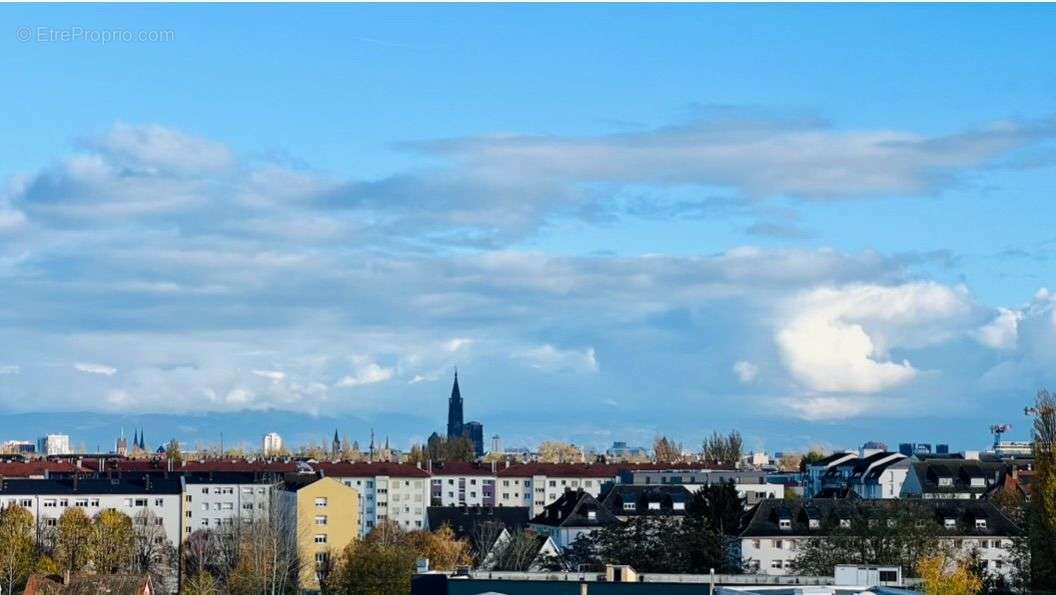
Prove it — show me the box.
[446,370,464,439]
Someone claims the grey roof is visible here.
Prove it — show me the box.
[740,498,1021,538]
[909,459,1005,494]
[0,477,181,495]
[530,489,621,528]
[598,484,693,517]
[427,506,531,552]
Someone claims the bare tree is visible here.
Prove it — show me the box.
[131,510,177,591]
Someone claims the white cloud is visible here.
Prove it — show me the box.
[444,338,473,352]
[252,370,286,383]
[515,345,599,373]
[733,360,758,383]
[976,308,1023,350]
[782,396,872,421]
[336,363,395,387]
[776,282,971,394]
[74,362,118,376]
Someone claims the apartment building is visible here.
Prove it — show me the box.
[616,467,782,507]
[427,462,497,507]
[181,472,282,538]
[739,499,1019,577]
[316,462,430,536]
[0,476,183,546]
[276,477,360,592]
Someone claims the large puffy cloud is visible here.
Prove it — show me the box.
[777,282,974,394]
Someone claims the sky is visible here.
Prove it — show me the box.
[2,4,1056,454]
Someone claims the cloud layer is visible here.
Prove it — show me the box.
[1,121,1055,444]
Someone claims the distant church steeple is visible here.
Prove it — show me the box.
[332,429,341,459]
[446,369,464,439]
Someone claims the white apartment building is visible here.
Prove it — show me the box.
[316,462,430,536]
[427,462,498,507]
[262,432,283,456]
[181,472,282,538]
[0,477,183,546]
[497,463,614,517]
[37,434,71,456]
[739,500,1018,579]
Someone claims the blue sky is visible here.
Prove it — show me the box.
[2,4,1056,453]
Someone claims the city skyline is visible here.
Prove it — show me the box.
[2,4,1056,453]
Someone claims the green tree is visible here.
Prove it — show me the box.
[701,431,743,466]
[1030,388,1056,590]
[55,506,94,575]
[0,504,35,594]
[324,528,419,595]
[690,482,744,535]
[181,571,219,595]
[92,508,134,573]
[799,449,828,472]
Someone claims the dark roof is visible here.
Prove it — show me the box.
[182,471,283,485]
[0,477,181,496]
[910,459,1005,494]
[428,506,531,551]
[812,452,857,467]
[598,484,692,517]
[740,498,1021,538]
[24,573,152,595]
[530,489,621,528]
[281,476,322,492]
[316,462,430,478]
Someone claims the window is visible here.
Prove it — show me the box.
[314,552,329,565]
[623,502,636,511]
[673,502,685,510]
[587,511,596,520]
[779,519,791,530]
[808,519,820,529]
[314,534,327,544]
[43,499,57,508]
[975,518,988,529]
[839,519,851,528]
[648,502,661,510]
[19,499,32,508]
[315,515,328,525]
[314,497,328,507]
[945,518,957,529]
[154,498,164,507]
[90,499,99,507]
[775,539,783,549]
[879,570,898,583]
[45,518,57,527]
[938,477,953,487]
[134,498,147,507]
[770,560,783,569]
[752,539,760,549]
[202,488,209,494]
[74,498,88,507]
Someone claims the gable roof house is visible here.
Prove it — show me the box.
[738,499,1021,577]
[597,484,693,521]
[528,488,620,548]
[900,459,1006,500]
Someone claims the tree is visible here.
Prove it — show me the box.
[538,441,581,464]
[778,453,803,472]
[132,509,177,588]
[0,504,35,595]
[92,508,134,573]
[405,526,472,571]
[1030,389,1056,590]
[790,503,942,577]
[690,482,744,535]
[653,436,682,464]
[324,527,419,595]
[702,431,742,466]
[223,517,302,595]
[799,449,828,472]
[181,571,219,595]
[423,434,476,463]
[917,553,983,595]
[55,506,94,575]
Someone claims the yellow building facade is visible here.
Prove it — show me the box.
[281,476,361,591]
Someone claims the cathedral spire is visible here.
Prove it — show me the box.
[447,370,464,439]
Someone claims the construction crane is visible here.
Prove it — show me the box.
[990,424,1011,449]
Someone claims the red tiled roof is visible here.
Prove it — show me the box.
[183,461,297,473]
[315,462,430,478]
[0,462,83,477]
[496,461,735,478]
[427,462,498,476]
